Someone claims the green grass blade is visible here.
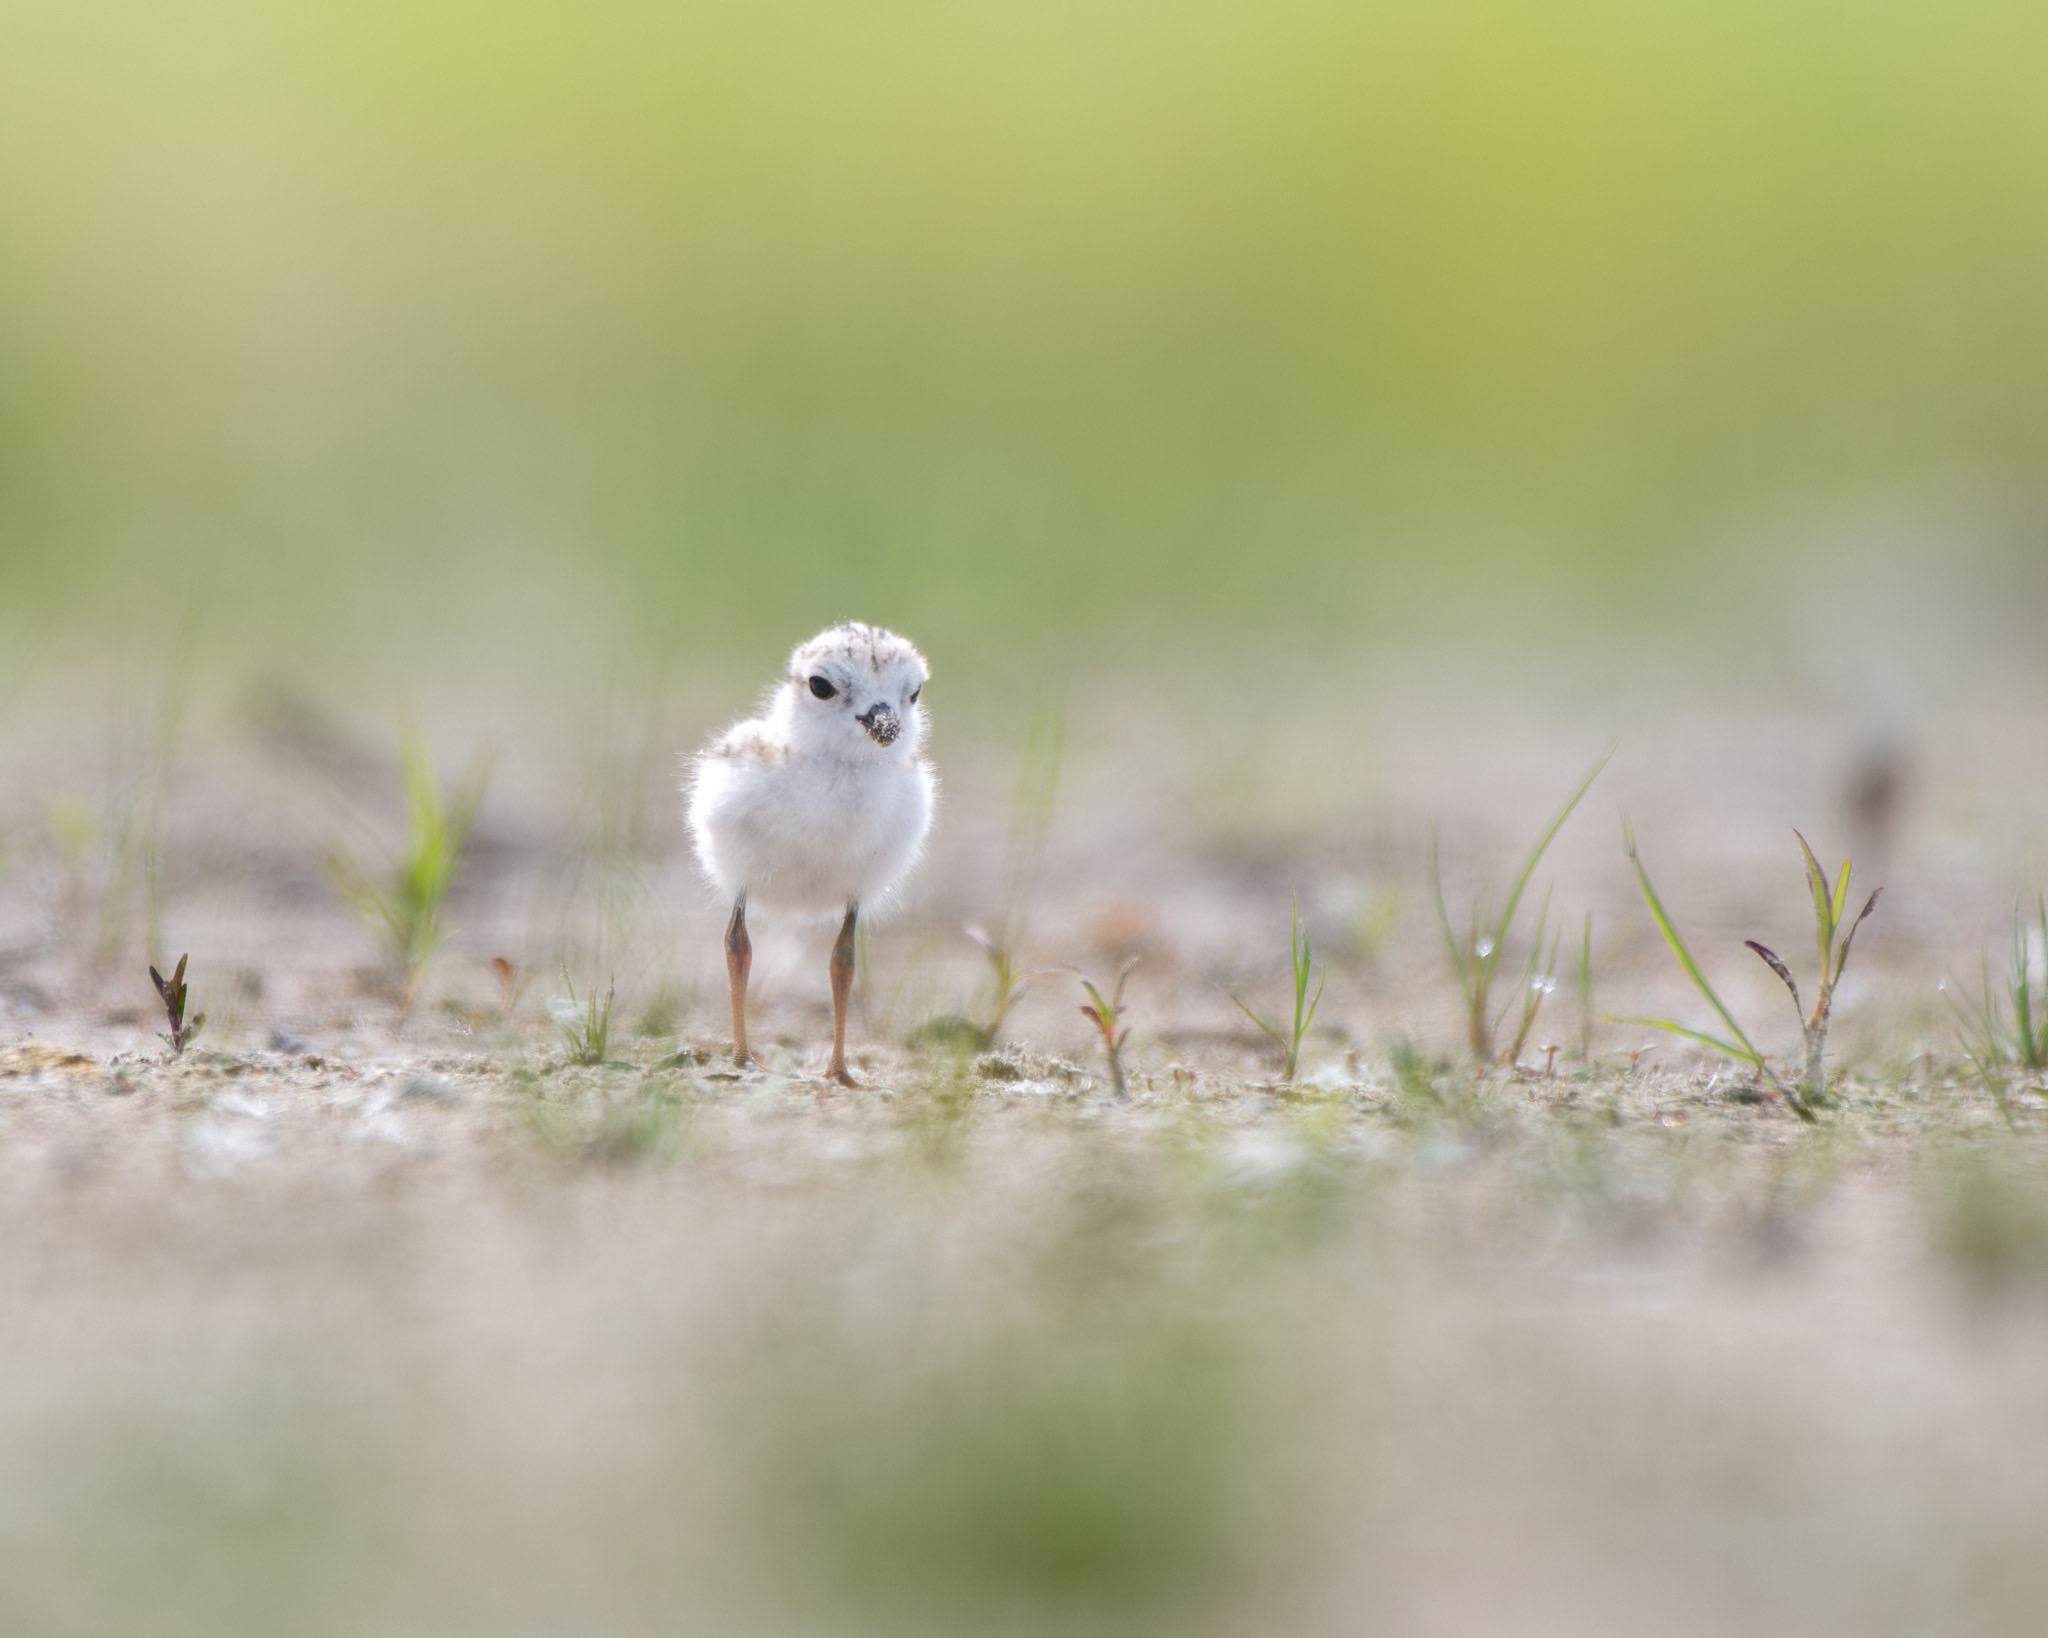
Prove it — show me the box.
[1605,1015,1758,1064]
[1302,969,1325,1043]
[1489,741,1615,960]
[1290,897,1312,1027]
[1791,829,1835,973]
[2013,901,2039,1068]
[1494,885,1554,1045]
[1943,967,2002,1068]
[1622,815,1769,1066]
[1830,858,1853,927]
[1576,911,1594,1060]
[1428,829,1475,1005]
[1230,992,1288,1052]
[1832,888,1881,980]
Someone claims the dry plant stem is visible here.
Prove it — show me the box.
[829,901,859,1086]
[725,896,753,1068]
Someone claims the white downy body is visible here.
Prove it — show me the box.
[687,623,935,916]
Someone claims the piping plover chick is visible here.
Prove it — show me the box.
[687,622,935,1083]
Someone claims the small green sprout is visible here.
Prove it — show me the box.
[1617,822,1879,1119]
[324,716,490,1014]
[148,953,206,1057]
[1753,828,1882,1107]
[1432,744,1612,1065]
[551,965,617,1066]
[1231,897,1326,1084]
[1074,959,1137,1098]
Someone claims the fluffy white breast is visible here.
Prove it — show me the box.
[686,623,936,916]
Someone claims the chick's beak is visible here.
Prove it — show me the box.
[857,702,900,746]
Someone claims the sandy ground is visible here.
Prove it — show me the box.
[0,687,2045,1635]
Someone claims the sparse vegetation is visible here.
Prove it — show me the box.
[1231,897,1326,1084]
[323,718,490,1013]
[10,708,2048,1638]
[1432,744,1612,1065]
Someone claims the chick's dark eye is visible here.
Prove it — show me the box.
[909,686,921,705]
[808,675,837,701]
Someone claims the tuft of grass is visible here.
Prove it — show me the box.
[906,1012,996,1055]
[1617,823,1879,1120]
[1945,895,2048,1127]
[147,953,206,1057]
[728,1181,1297,1638]
[550,965,616,1066]
[324,717,490,1014]
[899,1055,978,1171]
[584,1078,690,1166]
[1928,1141,2048,1291]
[517,1067,691,1165]
[634,984,683,1041]
[1431,744,1612,1065]
[1231,897,1327,1085]
[1073,960,1137,1099]
[1387,1036,1486,1134]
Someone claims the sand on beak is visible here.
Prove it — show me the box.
[857,702,900,746]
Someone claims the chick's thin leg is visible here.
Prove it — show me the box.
[828,901,859,1086]
[724,896,753,1068]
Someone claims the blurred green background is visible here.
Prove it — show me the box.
[3,0,2046,694]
